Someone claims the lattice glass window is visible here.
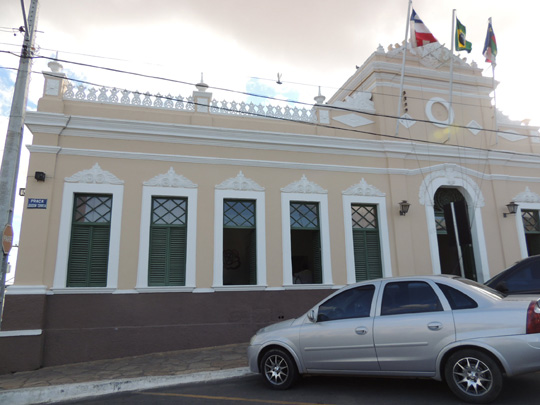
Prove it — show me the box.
[224,200,255,228]
[290,202,319,229]
[149,197,187,286]
[351,204,382,281]
[67,194,112,287]
[152,197,187,226]
[435,213,446,234]
[352,205,378,229]
[73,194,112,223]
[522,210,540,234]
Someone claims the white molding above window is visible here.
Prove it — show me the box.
[53,171,124,290]
[213,172,267,288]
[137,170,198,289]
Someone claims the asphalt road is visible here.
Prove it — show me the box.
[67,372,540,404]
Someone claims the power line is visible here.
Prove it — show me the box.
[1,51,539,153]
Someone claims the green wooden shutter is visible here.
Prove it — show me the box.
[148,197,187,286]
[149,227,168,286]
[67,194,112,288]
[168,227,187,285]
[353,229,382,281]
[88,226,110,286]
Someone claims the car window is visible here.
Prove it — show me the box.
[381,281,443,316]
[317,285,375,322]
[436,283,478,310]
[502,265,540,293]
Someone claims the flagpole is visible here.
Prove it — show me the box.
[447,9,456,143]
[488,17,499,145]
[395,0,412,137]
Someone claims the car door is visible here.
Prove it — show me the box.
[300,283,380,372]
[373,280,455,373]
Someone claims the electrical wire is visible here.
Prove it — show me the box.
[1,50,539,156]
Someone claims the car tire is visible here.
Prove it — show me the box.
[260,348,298,390]
[444,349,503,404]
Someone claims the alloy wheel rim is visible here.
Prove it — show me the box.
[452,356,493,396]
[264,355,289,385]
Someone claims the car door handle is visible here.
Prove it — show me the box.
[355,327,368,335]
[428,322,443,331]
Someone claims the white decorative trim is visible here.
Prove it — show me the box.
[143,167,197,188]
[135,287,196,293]
[50,287,117,294]
[342,194,392,283]
[53,180,124,289]
[5,285,48,295]
[136,185,198,289]
[497,130,527,142]
[332,91,375,113]
[467,120,482,136]
[343,178,385,197]
[0,329,42,338]
[213,187,267,287]
[215,171,264,191]
[425,97,455,128]
[333,114,374,128]
[64,163,124,184]
[281,191,332,286]
[399,113,416,129]
[281,175,327,194]
[419,165,489,282]
[513,187,540,203]
[419,165,485,207]
[514,201,540,259]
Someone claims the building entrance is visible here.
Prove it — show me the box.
[434,188,477,281]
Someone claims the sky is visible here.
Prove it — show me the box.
[1,0,539,281]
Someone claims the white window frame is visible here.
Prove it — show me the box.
[213,189,267,289]
[137,186,198,291]
[53,183,124,292]
[514,202,540,259]
[342,195,392,284]
[281,193,332,287]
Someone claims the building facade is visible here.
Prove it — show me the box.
[2,42,540,373]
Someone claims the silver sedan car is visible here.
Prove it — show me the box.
[248,275,540,404]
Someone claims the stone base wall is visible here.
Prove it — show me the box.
[0,289,331,373]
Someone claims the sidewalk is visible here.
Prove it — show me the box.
[0,343,251,404]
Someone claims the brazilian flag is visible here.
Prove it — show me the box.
[456,18,472,53]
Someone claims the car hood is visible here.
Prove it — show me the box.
[258,318,296,334]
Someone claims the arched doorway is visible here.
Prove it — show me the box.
[434,187,477,280]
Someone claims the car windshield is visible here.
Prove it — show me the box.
[455,277,506,299]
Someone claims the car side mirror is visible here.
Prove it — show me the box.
[307,309,316,323]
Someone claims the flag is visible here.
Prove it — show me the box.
[483,19,497,64]
[410,9,438,47]
[455,17,472,53]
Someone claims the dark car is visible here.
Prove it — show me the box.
[485,255,540,295]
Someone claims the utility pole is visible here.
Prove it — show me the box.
[0,0,40,330]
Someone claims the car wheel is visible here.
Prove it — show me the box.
[260,348,298,390]
[444,349,503,404]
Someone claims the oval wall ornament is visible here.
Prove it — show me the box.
[425,97,455,127]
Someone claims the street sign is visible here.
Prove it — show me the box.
[27,198,47,209]
[2,224,13,254]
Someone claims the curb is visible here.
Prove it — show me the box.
[0,367,253,405]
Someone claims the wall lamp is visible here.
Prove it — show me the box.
[34,171,46,182]
[399,200,411,216]
[503,201,518,218]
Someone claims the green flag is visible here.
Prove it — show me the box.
[455,17,472,53]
